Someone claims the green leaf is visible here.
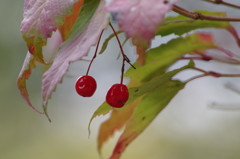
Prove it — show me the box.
[67,0,101,41]
[97,98,141,156]
[58,0,84,41]
[109,80,186,159]
[95,61,193,156]
[88,102,112,137]
[157,10,230,36]
[126,60,194,105]
[88,79,142,137]
[125,33,216,82]
[90,60,194,136]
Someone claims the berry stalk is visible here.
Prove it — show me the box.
[109,23,125,84]
[86,29,104,76]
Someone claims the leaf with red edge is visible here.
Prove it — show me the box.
[105,0,177,65]
[95,61,194,158]
[125,33,216,83]
[42,0,108,119]
[58,0,84,41]
[97,98,141,156]
[109,81,185,159]
[17,52,43,114]
[21,0,79,64]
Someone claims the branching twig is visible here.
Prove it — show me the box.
[173,4,240,21]
[203,0,240,9]
[186,67,240,83]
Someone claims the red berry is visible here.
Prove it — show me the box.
[75,76,97,97]
[106,84,129,108]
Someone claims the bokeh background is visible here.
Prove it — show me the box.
[1,0,240,159]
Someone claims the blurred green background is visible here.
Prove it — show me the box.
[1,0,240,159]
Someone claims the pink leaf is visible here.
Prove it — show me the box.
[227,26,240,46]
[42,1,108,113]
[21,0,79,38]
[21,0,79,64]
[106,0,177,64]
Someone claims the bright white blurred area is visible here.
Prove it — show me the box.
[1,0,240,159]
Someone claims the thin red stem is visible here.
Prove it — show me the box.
[192,67,208,74]
[192,67,240,77]
[86,29,104,76]
[109,23,125,85]
[186,68,240,83]
[186,74,208,83]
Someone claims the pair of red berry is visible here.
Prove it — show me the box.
[75,23,133,108]
[75,76,129,108]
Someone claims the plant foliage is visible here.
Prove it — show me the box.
[17,0,240,158]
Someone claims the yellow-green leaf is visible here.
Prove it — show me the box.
[158,10,230,36]
[109,81,185,159]
[125,33,216,82]
[97,98,141,155]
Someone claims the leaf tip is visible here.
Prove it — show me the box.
[188,59,195,68]
[88,121,92,138]
[43,104,51,122]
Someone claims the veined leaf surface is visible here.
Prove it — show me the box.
[21,0,79,64]
[109,81,185,159]
[125,33,216,82]
[41,0,108,118]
